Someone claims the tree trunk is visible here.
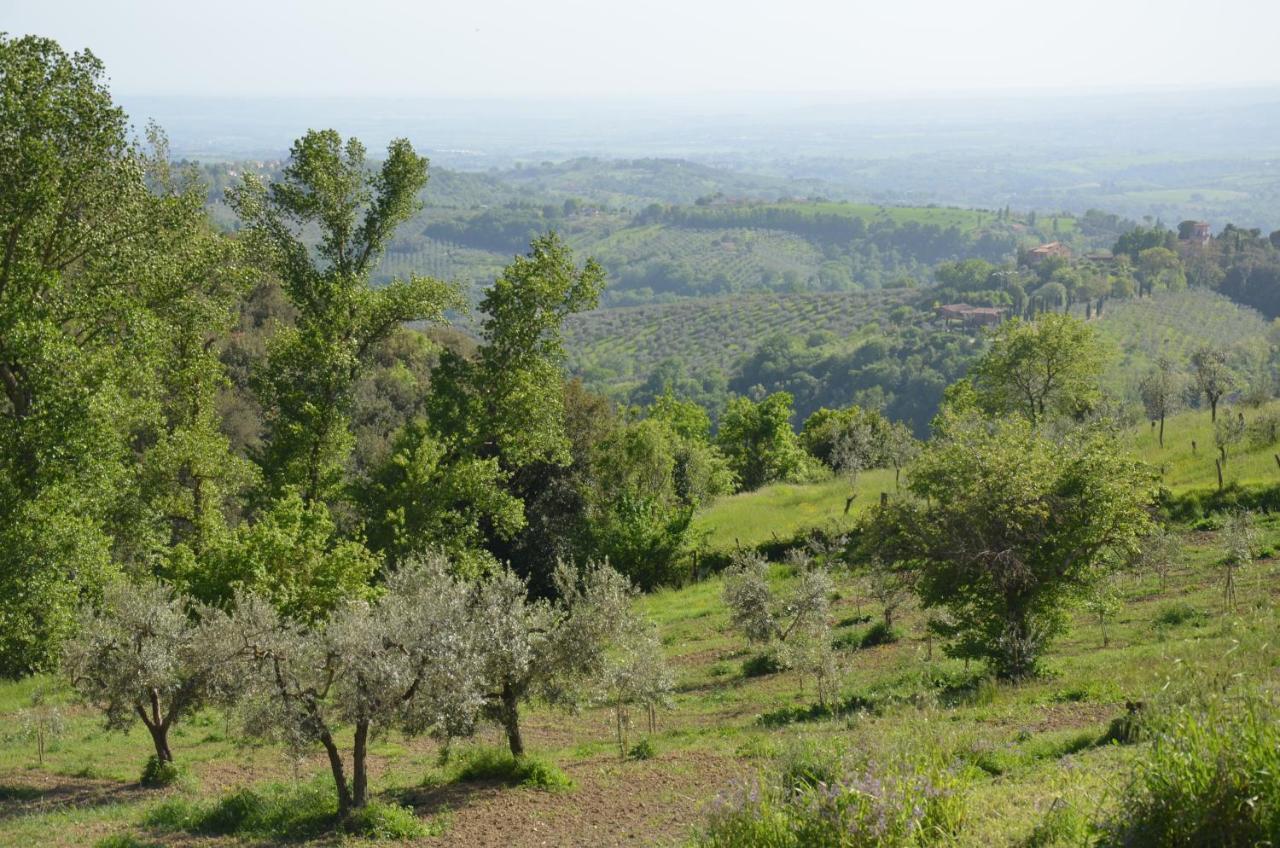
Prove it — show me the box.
[351,720,370,809]
[1210,398,1219,422]
[1158,416,1165,448]
[319,730,353,819]
[147,723,174,763]
[500,683,524,758]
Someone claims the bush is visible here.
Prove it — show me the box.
[859,621,901,648]
[344,800,428,839]
[450,746,572,790]
[1023,800,1094,847]
[741,652,783,678]
[1101,696,1280,845]
[94,837,162,848]
[696,757,965,847]
[629,738,656,760]
[1152,602,1206,628]
[139,755,182,788]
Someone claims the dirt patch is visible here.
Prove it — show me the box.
[416,750,736,847]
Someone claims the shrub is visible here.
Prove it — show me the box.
[143,779,335,840]
[859,622,901,648]
[1152,602,1205,628]
[1023,800,1094,847]
[1101,697,1280,844]
[629,738,656,760]
[450,746,572,790]
[94,837,162,848]
[139,755,182,788]
[741,652,783,678]
[343,800,428,839]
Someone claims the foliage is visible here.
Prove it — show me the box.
[873,414,1154,678]
[447,745,573,790]
[1101,695,1280,846]
[717,393,817,491]
[206,554,483,817]
[63,580,227,765]
[139,755,183,788]
[970,314,1106,426]
[470,560,635,757]
[597,617,674,757]
[696,756,965,847]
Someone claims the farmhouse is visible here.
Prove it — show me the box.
[1024,241,1072,266]
[1180,221,1213,245]
[935,303,1006,328]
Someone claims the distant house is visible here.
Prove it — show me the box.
[1024,241,1072,266]
[1180,221,1213,245]
[936,303,1005,329]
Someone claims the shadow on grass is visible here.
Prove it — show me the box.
[0,778,148,820]
[757,694,878,728]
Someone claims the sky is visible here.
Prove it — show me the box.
[5,0,1280,99]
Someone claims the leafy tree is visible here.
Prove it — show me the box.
[208,555,483,819]
[1214,412,1246,462]
[63,580,228,766]
[1221,510,1257,611]
[229,129,459,506]
[470,560,634,757]
[717,392,813,490]
[357,419,524,574]
[597,617,673,758]
[970,314,1106,427]
[0,36,222,673]
[1138,356,1186,448]
[1190,345,1234,422]
[872,414,1153,678]
[192,491,378,621]
[1135,525,1184,590]
[427,234,603,588]
[1136,247,1186,296]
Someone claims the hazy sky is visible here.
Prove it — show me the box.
[6,0,1280,98]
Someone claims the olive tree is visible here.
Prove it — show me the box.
[1221,510,1257,612]
[876,414,1153,679]
[1190,346,1234,423]
[597,618,674,758]
[470,560,634,757]
[209,555,482,819]
[63,580,228,767]
[1138,357,1185,448]
[722,550,835,698]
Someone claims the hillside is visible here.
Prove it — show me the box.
[564,289,919,392]
[5,510,1278,846]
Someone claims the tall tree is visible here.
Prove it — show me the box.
[0,36,219,673]
[229,130,459,507]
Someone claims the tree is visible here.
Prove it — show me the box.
[470,560,634,757]
[63,580,227,766]
[1214,412,1246,462]
[426,234,604,589]
[1190,346,1234,423]
[721,549,834,690]
[970,314,1106,427]
[1138,357,1185,448]
[229,129,459,506]
[1136,247,1186,296]
[597,618,673,758]
[209,555,483,819]
[716,392,812,490]
[1221,510,1257,611]
[1135,525,1184,591]
[876,414,1153,678]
